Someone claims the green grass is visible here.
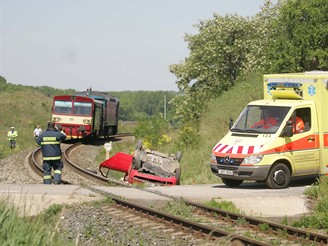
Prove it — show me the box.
[0,200,68,245]
[292,176,328,232]
[159,72,263,185]
[204,198,241,214]
[0,91,52,158]
[163,198,193,219]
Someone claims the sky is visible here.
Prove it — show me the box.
[0,0,276,92]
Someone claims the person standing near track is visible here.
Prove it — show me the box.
[7,126,18,149]
[36,122,66,184]
[33,124,42,140]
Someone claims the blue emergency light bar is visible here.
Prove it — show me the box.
[267,82,302,88]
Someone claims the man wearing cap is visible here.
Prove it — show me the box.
[36,122,66,184]
[7,127,18,149]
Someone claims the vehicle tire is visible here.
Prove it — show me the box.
[135,140,143,151]
[221,178,243,188]
[132,157,141,170]
[175,167,181,185]
[176,151,182,162]
[266,163,291,189]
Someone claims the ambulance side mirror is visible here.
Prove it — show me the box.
[281,120,293,137]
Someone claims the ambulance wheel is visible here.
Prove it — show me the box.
[175,167,181,185]
[266,163,290,189]
[221,178,243,187]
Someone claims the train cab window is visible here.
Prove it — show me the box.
[54,101,72,114]
[73,102,92,115]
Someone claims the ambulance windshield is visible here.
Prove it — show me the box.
[231,105,290,134]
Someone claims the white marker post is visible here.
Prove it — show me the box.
[104,141,112,160]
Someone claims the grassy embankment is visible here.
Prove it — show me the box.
[0,90,53,158]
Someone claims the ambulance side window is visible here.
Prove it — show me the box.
[294,108,311,133]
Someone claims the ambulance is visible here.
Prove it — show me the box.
[210,71,328,189]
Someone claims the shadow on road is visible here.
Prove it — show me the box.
[212,176,317,190]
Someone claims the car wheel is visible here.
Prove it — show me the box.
[176,151,182,162]
[266,163,291,189]
[132,157,141,170]
[221,178,243,187]
[135,140,142,151]
[175,167,181,185]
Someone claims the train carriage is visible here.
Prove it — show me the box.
[52,90,119,139]
[75,89,119,136]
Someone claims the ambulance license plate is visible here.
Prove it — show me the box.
[218,169,233,175]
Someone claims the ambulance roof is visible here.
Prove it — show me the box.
[248,99,314,107]
[264,71,328,79]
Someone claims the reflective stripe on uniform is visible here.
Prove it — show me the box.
[43,156,62,160]
[44,175,51,180]
[41,141,61,145]
[54,170,62,174]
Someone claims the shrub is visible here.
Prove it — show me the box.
[133,115,169,148]
[175,126,200,150]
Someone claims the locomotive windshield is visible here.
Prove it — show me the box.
[231,105,290,134]
[53,100,92,116]
[53,100,72,114]
[73,102,92,115]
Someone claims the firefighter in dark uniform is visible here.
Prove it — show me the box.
[36,122,66,184]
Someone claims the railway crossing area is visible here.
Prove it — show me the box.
[0,182,309,219]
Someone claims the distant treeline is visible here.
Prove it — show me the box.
[0,76,178,122]
[110,91,178,121]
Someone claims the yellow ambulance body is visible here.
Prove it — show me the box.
[210,71,328,189]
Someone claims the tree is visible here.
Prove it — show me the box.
[169,1,279,123]
[265,0,328,72]
[0,76,8,91]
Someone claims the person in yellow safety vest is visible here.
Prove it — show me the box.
[7,127,18,149]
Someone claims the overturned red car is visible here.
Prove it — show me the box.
[99,140,182,186]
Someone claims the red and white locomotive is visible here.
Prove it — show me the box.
[52,89,119,139]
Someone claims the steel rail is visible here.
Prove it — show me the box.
[63,142,129,186]
[138,186,328,245]
[28,147,71,184]
[86,186,271,246]
[184,200,328,245]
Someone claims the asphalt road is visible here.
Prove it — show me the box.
[0,177,315,219]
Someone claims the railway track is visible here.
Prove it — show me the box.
[28,137,328,245]
[28,133,133,185]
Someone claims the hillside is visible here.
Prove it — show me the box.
[178,73,263,184]
[0,90,53,158]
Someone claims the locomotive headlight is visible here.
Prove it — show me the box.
[53,117,61,122]
[83,119,91,124]
[211,153,217,163]
[241,154,263,165]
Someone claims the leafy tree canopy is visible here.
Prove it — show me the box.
[169,0,279,123]
[265,0,328,72]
